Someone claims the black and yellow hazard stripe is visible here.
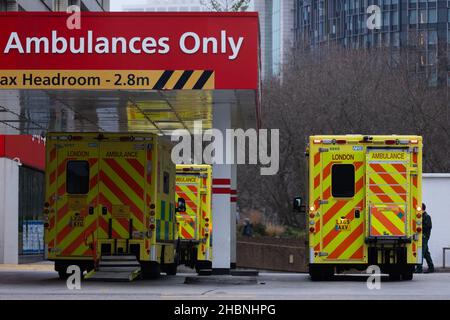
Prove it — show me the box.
[153,70,214,90]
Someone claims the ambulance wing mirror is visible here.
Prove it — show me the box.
[176,198,186,213]
[293,197,305,213]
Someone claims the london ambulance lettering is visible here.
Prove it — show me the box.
[67,151,89,157]
[370,152,406,161]
[331,154,354,161]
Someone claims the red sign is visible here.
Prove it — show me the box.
[0,135,45,171]
[0,12,259,90]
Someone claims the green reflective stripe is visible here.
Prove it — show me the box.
[161,200,166,220]
[156,220,161,240]
[165,221,169,240]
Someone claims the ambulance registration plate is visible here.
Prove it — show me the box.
[336,218,351,231]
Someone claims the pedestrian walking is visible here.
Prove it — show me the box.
[416,203,435,273]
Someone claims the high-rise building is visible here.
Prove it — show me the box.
[294,0,449,86]
[252,0,295,78]
[253,0,273,78]
[0,0,109,11]
[271,0,294,76]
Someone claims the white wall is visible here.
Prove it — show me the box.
[423,174,450,268]
[0,158,19,264]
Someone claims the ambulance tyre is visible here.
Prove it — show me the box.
[309,268,323,281]
[58,269,70,280]
[388,273,401,281]
[402,271,413,281]
[309,265,334,281]
[163,263,177,276]
[55,261,71,280]
[141,262,161,279]
[401,266,414,281]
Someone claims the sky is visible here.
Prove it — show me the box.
[110,0,148,12]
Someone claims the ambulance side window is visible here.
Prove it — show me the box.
[331,164,355,198]
[163,172,170,194]
[66,161,90,194]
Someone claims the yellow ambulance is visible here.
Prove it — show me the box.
[175,164,213,272]
[44,132,177,279]
[294,135,422,281]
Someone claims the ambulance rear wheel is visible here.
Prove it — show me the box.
[141,262,161,279]
[401,266,414,281]
[309,265,334,281]
[163,263,177,276]
[402,272,413,281]
[58,270,69,280]
[388,273,401,281]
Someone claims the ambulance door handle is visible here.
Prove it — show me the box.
[102,207,108,215]
[89,207,94,215]
[355,209,360,219]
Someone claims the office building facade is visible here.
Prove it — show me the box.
[294,0,450,86]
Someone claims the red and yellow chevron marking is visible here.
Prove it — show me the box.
[367,160,408,237]
[369,205,406,236]
[310,152,323,252]
[175,182,199,240]
[50,148,148,257]
[320,161,365,261]
[45,146,58,250]
[146,146,153,210]
[99,156,146,239]
[367,163,407,204]
[54,157,99,257]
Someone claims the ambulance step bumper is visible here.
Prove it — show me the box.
[365,236,411,244]
[85,255,141,282]
[101,255,138,261]
[86,271,140,282]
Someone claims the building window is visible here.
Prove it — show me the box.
[428,30,437,45]
[66,161,90,194]
[331,164,355,198]
[409,9,417,24]
[428,8,437,23]
[419,9,427,23]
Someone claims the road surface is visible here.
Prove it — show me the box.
[0,263,449,300]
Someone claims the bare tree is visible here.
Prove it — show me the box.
[200,0,250,12]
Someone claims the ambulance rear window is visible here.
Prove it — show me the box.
[331,164,355,198]
[66,161,90,194]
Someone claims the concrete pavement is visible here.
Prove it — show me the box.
[1,263,450,300]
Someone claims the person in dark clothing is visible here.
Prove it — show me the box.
[242,218,253,237]
[416,203,435,273]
